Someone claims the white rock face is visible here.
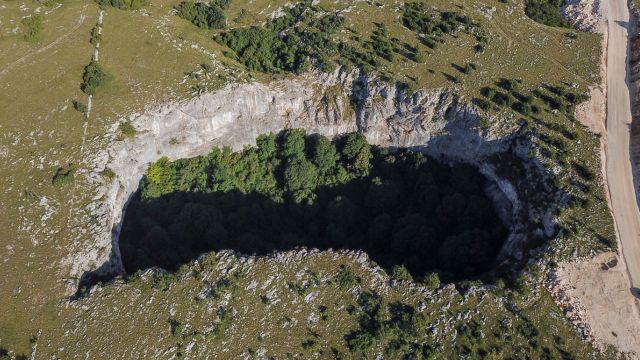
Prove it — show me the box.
[562,0,604,33]
[70,68,540,289]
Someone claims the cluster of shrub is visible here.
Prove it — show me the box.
[340,290,582,359]
[216,1,370,73]
[95,0,147,10]
[215,1,438,75]
[90,24,101,45]
[475,79,585,119]
[120,130,507,283]
[402,2,487,53]
[475,79,538,115]
[475,79,588,166]
[524,0,573,28]
[403,2,471,36]
[175,0,231,29]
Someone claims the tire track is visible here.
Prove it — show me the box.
[0,4,88,78]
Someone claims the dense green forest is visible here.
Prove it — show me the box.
[120,130,507,282]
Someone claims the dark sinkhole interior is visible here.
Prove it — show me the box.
[118,131,509,283]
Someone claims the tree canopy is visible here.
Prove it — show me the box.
[121,130,507,282]
[175,0,229,29]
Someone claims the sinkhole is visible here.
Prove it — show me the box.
[117,131,510,283]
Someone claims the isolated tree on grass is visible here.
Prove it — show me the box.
[82,61,109,95]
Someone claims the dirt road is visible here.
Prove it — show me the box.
[606,0,640,289]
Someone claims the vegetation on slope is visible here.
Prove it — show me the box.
[21,15,43,43]
[525,0,573,28]
[95,0,147,10]
[474,78,616,252]
[175,0,231,29]
[215,1,476,74]
[402,2,487,52]
[216,2,350,73]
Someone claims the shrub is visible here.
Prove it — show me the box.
[119,121,137,137]
[101,167,116,179]
[482,86,497,99]
[423,272,440,290]
[82,61,110,95]
[337,265,356,290]
[72,100,87,113]
[90,25,101,45]
[391,265,413,282]
[474,98,492,111]
[168,318,183,337]
[347,332,376,354]
[370,24,394,61]
[515,274,531,296]
[52,166,75,187]
[22,15,43,42]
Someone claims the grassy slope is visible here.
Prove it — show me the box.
[0,0,613,355]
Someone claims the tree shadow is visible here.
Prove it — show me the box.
[615,20,629,30]
[117,160,508,285]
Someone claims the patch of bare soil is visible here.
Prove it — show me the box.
[575,84,606,135]
[551,253,640,358]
